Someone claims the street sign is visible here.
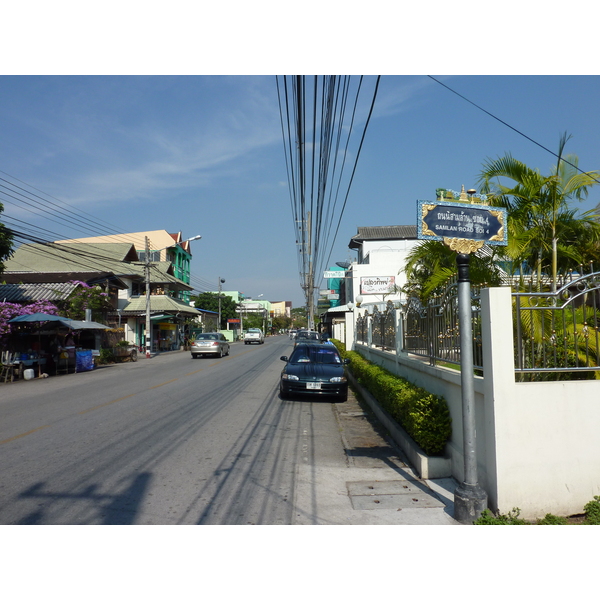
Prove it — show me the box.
[418,200,507,251]
[327,294,340,299]
[323,271,344,279]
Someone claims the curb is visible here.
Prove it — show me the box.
[347,371,452,480]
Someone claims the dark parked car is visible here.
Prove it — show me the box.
[293,330,321,347]
[191,333,230,358]
[280,343,349,401]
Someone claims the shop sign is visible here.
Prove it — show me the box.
[360,276,395,295]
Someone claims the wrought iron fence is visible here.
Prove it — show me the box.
[358,267,600,379]
[512,266,600,379]
[371,301,396,351]
[402,283,483,370]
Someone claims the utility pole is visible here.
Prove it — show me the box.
[218,277,225,332]
[306,211,314,330]
[145,236,152,358]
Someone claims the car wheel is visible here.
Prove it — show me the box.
[219,348,224,358]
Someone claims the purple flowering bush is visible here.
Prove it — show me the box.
[63,281,111,321]
[0,300,60,339]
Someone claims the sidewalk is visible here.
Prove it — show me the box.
[292,384,460,525]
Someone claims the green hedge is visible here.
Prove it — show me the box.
[333,340,452,456]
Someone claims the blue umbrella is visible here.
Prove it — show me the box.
[9,313,65,323]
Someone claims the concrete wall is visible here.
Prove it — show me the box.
[348,286,600,519]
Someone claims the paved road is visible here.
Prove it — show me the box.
[0,335,457,525]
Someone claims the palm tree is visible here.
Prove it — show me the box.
[478,132,600,291]
[402,239,504,302]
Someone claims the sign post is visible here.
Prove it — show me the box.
[418,190,507,523]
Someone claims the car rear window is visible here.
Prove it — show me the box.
[290,346,341,364]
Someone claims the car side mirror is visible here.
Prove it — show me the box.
[344,359,350,365]
[280,356,289,362]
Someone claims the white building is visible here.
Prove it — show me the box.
[322,225,422,345]
[346,225,421,309]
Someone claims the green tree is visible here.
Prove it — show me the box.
[291,306,308,329]
[0,201,14,275]
[61,281,112,321]
[478,133,600,291]
[402,239,504,302]
[192,292,239,329]
[272,314,292,331]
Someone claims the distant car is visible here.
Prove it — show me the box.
[244,328,264,345]
[293,330,321,347]
[280,342,350,401]
[191,333,230,358]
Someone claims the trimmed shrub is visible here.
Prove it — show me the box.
[333,340,451,456]
[584,496,600,525]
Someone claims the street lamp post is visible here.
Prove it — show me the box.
[144,234,201,358]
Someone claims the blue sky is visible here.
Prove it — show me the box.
[2,3,600,309]
[2,74,600,308]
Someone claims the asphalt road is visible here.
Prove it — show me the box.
[0,335,349,525]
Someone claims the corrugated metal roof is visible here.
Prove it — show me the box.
[349,225,417,248]
[0,282,79,303]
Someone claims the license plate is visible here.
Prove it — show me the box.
[306,382,321,390]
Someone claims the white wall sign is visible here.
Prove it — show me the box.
[360,276,395,295]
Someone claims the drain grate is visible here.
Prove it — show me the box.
[347,480,445,511]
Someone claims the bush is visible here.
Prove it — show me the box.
[96,348,115,365]
[475,508,529,525]
[332,340,452,456]
[536,513,568,525]
[584,496,600,525]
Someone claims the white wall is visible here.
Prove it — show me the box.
[348,287,600,519]
[347,240,422,305]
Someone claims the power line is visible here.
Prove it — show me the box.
[427,76,600,186]
[276,75,381,317]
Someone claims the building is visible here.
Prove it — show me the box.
[55,230,198,302]
[319,225,421,343]
[3,237,202,352]
[345,225,420,309]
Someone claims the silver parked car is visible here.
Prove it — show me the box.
[191,333,230,358]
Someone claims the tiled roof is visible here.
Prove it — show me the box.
[5,242,139,274]
[4,243,191,290]
[349,225,418,248]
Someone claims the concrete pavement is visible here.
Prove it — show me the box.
[292,384,460,525]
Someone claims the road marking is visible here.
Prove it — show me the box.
[149,378,178,389]
[0,424,50,445]
[78,394,137,414]
[1,347,260,445]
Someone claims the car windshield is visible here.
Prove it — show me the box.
[290,346,342,365]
